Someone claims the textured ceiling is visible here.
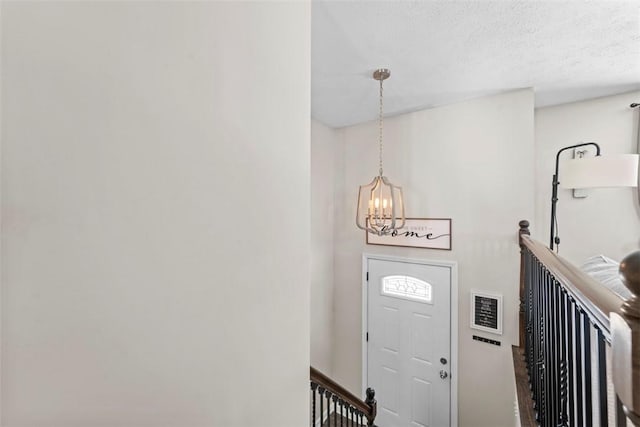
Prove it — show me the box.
[311,1,640,128]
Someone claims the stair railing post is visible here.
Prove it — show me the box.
[365,387,376,426]
[611,251,640,425]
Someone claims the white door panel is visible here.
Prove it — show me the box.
[367,258,451,427]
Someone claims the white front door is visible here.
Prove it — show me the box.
[366,257,452,427]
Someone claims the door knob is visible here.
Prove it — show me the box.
[439,370,448,380]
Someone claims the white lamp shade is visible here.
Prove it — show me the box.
[560,154,639,189]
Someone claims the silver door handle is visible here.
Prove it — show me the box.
[439,370,448,379]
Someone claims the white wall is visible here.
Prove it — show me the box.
[332,90,535,427]
[310,120,340,375]
[1,2,310,426]
[534,91,640,264]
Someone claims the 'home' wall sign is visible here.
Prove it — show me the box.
[366,218,452,250]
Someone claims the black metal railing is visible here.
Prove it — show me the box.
[524,251,610,426]
[310,367,376,427]
[518,220,640,427]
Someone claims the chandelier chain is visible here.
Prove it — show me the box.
[379,77,384,176]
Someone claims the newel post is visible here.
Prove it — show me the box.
[612,251,640,425]
[365,387,377,426]
[518,220,530,348]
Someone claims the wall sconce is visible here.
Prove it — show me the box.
[550,142,639,251]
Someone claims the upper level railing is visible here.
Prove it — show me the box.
[310,366,377,427]
[518,220,623,340]
[517,219,640,426]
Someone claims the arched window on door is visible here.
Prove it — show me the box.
[381,275,433,304]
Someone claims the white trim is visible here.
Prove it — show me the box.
[450,261,459,427]
[361,253,459,427]
[361,254,369,402]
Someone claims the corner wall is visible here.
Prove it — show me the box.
[333,90,535,427]
[534,91,640,264]
[1,2,310,426]
[311,120,341,375]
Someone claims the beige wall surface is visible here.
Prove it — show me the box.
[332,90,535,427]
[1,2,310,426]
[534,91,640,264]
[311,120,341,375]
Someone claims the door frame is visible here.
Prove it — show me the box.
[361,253,459,427]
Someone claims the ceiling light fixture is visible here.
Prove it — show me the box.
[356,68,406,236]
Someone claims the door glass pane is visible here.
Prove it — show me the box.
[381,275,432,303]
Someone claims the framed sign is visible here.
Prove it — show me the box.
[470,290,503,335]
[366,218,451,250]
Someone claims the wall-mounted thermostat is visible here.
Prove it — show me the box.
[470,290,503,335]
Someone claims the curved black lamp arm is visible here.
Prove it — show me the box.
[550,142,601,250]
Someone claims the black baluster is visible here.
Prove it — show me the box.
[552,278,558,427]
[582,312,592,427]
[527,250,534,396]
[311,382,318,427]
[542,268,548,427]
[538,258,544,421]
[549,274,557,427]
[549,272,556,427]
[543,268,550,427]
[558,288,568,427]
[533,258,540,417]
[529,260,540,421]
[566,296,574,427]
[554,280,563,427]
[540,265,545,419]
[596,327,607,427]
[553,282,560,427]
[333,394,338,427]
[319,387,325,427]
[326,391,332,426]
[529,255,536,407]
[523,248,533,372]
[545,271,556,427]
[534,259,542,421]
[340,400,344,427]
[575,308,584,427]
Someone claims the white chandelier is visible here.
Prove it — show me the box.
[356,68,406,236]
